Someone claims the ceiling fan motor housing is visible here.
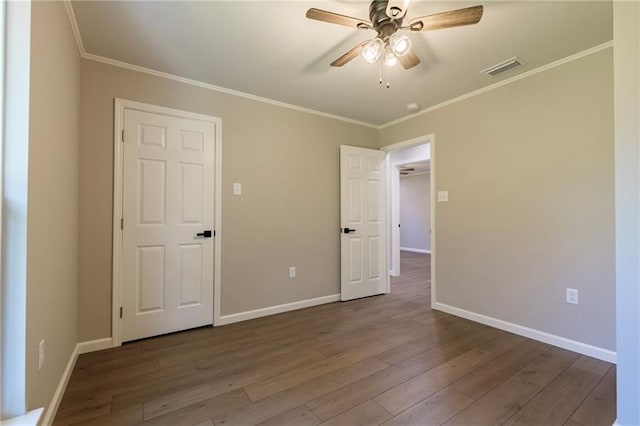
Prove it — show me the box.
[370,0,403,39]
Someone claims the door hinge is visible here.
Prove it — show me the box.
[120,306,123,318]
[120,218,124,230]
[121,130,125,143]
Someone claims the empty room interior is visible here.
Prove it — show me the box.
[1,0,640,425]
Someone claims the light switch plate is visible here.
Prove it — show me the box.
[233,183,242,195]
[437,191,449,202]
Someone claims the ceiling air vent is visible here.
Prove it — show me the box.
[481,57,526,76]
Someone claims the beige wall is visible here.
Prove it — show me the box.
[78,60,378,340]
[400,173,430,251]
[26,1,81,410]
[380,48,615,350]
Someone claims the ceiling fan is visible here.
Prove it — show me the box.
[306,0,483,70]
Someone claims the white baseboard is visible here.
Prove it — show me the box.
[432,302,617,363]
[400,247,431,254]
[3,408,44,426]
[41,337,114,425]
[41,344,79,425]
[77,337,113,354]
[219,294,341,326]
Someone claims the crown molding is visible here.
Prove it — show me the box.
[379,40,614,129]
[63,0,85,56]
[81,53,378,128]
[63,1,613,132]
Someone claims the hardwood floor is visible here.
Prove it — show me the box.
[55,252,616,425]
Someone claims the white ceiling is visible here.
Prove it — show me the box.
[71,1,613,126]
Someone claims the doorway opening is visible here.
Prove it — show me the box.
[382,135,435,302]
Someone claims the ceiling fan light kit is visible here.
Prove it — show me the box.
[306,0,484,76]
[389,33,411,57]
[362,38,385,63]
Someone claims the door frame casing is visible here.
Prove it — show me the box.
[389,151,431,277]
[381,134,435,300]
[111,98,223,347]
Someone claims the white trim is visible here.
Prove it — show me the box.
[61,2,612,131]
[381,135,432,152]
[218,294,340,326]
[379,41,614,130]
[40,337,115,425]
[384,134,435,296]
[41,344,79,426]
[61,2,376,130]
[400,247,431,254]
[111,99,223,346]
[429,140,436,304]
[2,408,44,426]
[390,150,432,277]
[111,99,124,347]
[77,338,113,355]
[83,53,377,129]
[433,302,617,363]
[213,116,223,327]
[62,0,84,56]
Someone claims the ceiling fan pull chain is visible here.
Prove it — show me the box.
[379,60,383,85]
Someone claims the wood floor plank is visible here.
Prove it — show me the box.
[443,347,580,425]
[212,358,388,425]
[59,362,197,411]
[52,395,112,425]
[66,360,160,393]
[572,355,613,376]
[374,320,496,366]
[449,339,551,400]
[308,327,504,421]
[142,389,251,425]
[54,253,616,426]
[140,350,325,419]
[382,386,473,426]
[63,405,143,426]
[319,400,392,426]
[375,333,526,415]
[192,339,293,370]
[257,405,321,426]
[502,365,602,425]
[244,341,391,401]
[111,347,309,412]
[565,366,616,426]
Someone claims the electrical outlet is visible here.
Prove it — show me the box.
[566,288,579,305]
[38,339,45,370]
[437,191,449,202]
[289,267,296,278]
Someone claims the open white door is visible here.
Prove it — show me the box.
[340,145,388,301]
[121,108,215,342]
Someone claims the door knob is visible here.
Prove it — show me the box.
[342,228,356,234]
[196,230,213,238]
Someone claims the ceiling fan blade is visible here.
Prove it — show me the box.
[386,0,412,19]
[331,40,369,67]
[408,5,483,32]
[306,8,372,30]
[398,48,421,69]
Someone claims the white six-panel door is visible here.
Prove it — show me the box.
[121,109,215,342]
[340,145,388,301]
